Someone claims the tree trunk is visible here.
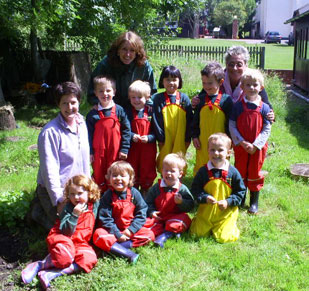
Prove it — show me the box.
[0,104,16,130]
[0,78,5,106]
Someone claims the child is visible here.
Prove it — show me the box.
[126,80,157,195]
[229,68,271,214]
[21,175,101,289]
[93,161,154,264]
[145,153,194,248]
[192,61,233,175]
[86,76,131,192]
[190,133,246,243]
[152,65,192,173]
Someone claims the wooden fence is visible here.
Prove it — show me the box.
[147,45,265,69]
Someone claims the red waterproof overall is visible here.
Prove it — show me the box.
[194,92,226,175]
[233,100,268,191]
[47,203,97,273]
[146,180,192,236]
[190,165,239,243]
[93,189,154,251]
[127,107,157,190]
[92,105,121,191]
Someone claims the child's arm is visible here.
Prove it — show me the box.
[86,109,98,156]
[221,94,233,136]
[145,184,160,217]
[127,188,148,234]
[182,93,193,143]
[118,106,131,159]
[191,102,201,149]
[225,166,246,207]
[59,203,79,236]
[175,184,194,212]
[152,94,165,143]
[191,167,212,204]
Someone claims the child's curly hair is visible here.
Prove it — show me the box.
[106,161,135,188]
[64,175,101,203]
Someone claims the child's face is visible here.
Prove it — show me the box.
[94,81,115,108]
[110,170,130,192]
[68,184,88,206]
[208,139,230,168]
[241,78,263,101]
[129,91,147,110]
[163,76,179,95]
[201,75,223,96]
[162,163,183,187]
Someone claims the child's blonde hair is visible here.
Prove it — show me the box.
[106,161,135,188]
[162,152,187,171]
[64,175,101,202]
[128,80,151,100]
[93,75,116,91]
[208,133,232,150]
[241,68,264,87]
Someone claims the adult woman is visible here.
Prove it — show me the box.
[30,82,90,230]
[87,31,157,109]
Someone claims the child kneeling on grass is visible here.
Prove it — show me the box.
[93,161,154,264]
[22,175,101,289]
[190,133,246,243]
[145,152,194,248]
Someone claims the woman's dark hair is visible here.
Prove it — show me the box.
[54,82,81,106]
[107,31,147,67]
[158,66,183,89]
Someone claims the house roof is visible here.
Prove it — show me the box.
[285,5,309,23]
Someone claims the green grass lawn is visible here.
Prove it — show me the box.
[166,37,294,70]
[0,58,308,290]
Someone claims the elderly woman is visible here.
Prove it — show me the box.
[87,31,157,109]
[192,45,274,120]
[30,82,90,230]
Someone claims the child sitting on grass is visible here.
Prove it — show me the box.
[93,161,154,264]
[145,152,194,248]
[126,80,157,196]
[191,61,233,175]
[229,68,271,214]
[190,133,246,243]
[86,76,131,192]
[21,175,101,289]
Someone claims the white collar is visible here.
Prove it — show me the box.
[244,96,261,106]
[207,160,229,171]
[98,100,115,110]
[160,179,180,189]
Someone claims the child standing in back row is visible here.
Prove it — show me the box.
[21,175,101,289]
[152,66,192,173]
[190,133,246,243]
[229,68,271,214]
[86,76,131,192]
[126,80,157,195]
[192,61,233,175]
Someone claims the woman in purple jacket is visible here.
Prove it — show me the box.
[30,82,90,230]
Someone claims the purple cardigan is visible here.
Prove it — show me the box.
[37,113,90,206]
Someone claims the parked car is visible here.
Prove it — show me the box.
[264,31,282,44]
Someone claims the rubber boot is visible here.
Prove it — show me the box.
[21,254,53,284]
[110,243,139,264]
[119,240,133,249]
[240,188,247,208]
[154,231,175,248]
[248,191,260,214]
[38,263,80,289]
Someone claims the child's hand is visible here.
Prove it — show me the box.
[152,211,161,220]
[132,134,140,143]
[122,228,132,238]
[267,109,275,123]
[118,234,130,242]
[207,195,217,204]
[90,154,94,163]
[240,140,251,152]
[217,200,228,210]
[247,144,257,155]
[140,135,148,143]
[191,95,200,109]
[118,152,127,160]
[193,138,201,150]
[174,193,183,204]
[73,203,87,216]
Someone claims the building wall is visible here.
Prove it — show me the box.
[254,0,309,38]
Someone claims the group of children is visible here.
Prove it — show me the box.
[22,61,271,288]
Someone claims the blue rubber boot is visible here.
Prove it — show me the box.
[248,191,260,214]
[154,231,175,248]
[119,240,133,249]
[110,243,139,264]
